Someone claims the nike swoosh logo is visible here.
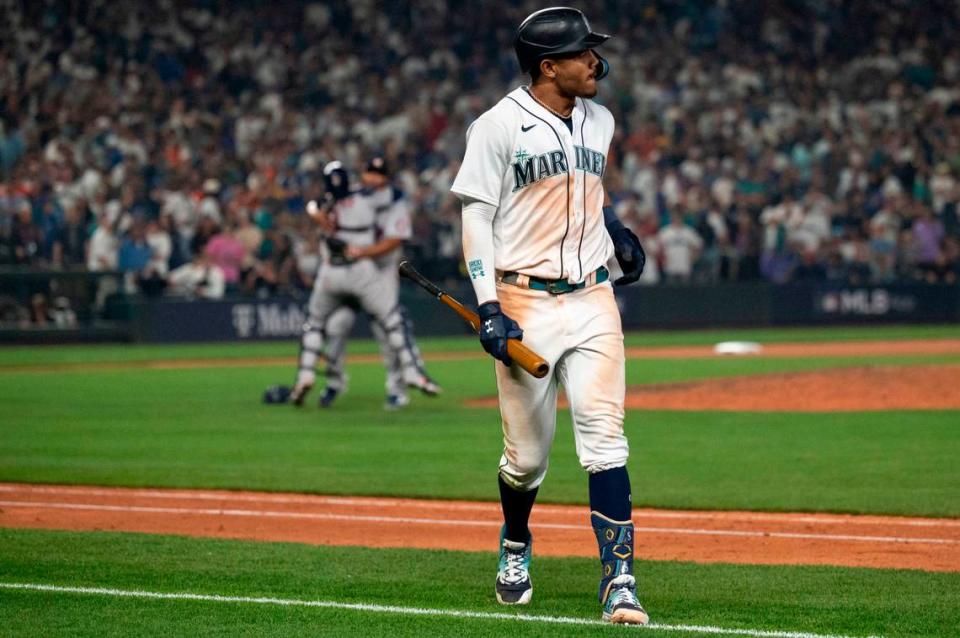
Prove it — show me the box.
[521,124,536,132]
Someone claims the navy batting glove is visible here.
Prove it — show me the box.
[603,205,646,286]
[611,226,646,286]
[478,301,523,365]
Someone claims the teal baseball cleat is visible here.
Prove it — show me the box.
[495,526,532,605]
[601,574,648,625]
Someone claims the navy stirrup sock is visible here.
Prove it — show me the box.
[499,474,538,544]
[588,466,631,521]
[589,466,635,603]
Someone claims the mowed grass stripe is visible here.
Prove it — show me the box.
[0,582,883,638]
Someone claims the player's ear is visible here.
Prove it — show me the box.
[539,58,558,80]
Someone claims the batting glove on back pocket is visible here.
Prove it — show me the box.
[478,301,523,366]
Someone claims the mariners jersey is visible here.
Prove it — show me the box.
[451,86,615,283]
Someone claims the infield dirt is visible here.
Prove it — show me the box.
[1,483,958,573]
[466,364,960,411]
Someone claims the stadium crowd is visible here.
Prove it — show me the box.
[1,0,959,311]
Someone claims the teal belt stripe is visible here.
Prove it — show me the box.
[501,266,609,294]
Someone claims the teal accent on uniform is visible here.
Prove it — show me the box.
[501,266,608,294]
[468,259,486,280]
[574,145,606,177]
[512,145,606,192]
[512,149,567,192]
[591,512,635,604]
[498,525,532,573]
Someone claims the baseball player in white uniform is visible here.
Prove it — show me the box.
[264,161,436,407]
[451,7,648,625]
[319,157,441,409]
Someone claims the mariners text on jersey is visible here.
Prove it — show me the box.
[512,145,606,192]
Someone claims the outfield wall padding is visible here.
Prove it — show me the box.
[2,277,957,343]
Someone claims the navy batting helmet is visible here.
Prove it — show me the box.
[514,7,610,80]
[323,161,351,200]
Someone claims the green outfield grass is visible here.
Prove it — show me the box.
[1,323,957,367]
[1,326,959,515]
[1,325,959,637]
[1,528,958,638]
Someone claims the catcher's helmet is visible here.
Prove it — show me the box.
[323,161,351,200]
[514,7,610,80]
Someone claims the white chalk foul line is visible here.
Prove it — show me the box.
[0,582,882,638]
[1,500,956,545]
[2,485,957,528]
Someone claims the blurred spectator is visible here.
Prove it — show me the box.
[57,201,91,268]
[141,218,172,296]
[234,211,265,273]
[168,252,226,300]
[11,203,40,265]
[86,213,118,272]
[0,0,958,292]
[204,222,246,290]
[190,217,219,258]
[245,231,297,297]
[912,206,946,282]
[793,248,827,282]
[635,219,661,285]
[118,220,153,292]
[657,212,703,284]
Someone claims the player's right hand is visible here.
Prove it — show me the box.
[478,301,523,366]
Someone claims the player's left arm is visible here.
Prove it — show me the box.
[602,190,646,286]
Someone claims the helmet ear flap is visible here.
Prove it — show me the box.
[594,52,610,80]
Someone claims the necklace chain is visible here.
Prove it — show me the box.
[527,88,573,119]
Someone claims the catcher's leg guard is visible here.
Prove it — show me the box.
[399,305,441,395]
[292,321,325,405]
[378,307,433,393]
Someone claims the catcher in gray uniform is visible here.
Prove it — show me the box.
[319,156,441,410]
[264,160,434,406]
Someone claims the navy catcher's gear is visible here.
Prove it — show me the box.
[478,301,523,366]
[323,161,351,200]
[325,236,350,265]
[515,7,610,79]
[262,384,292,404]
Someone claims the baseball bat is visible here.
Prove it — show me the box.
[398,261,550,379]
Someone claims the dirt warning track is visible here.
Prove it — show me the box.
[1,483,957,573]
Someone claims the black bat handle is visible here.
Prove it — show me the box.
[398,261,444,298]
